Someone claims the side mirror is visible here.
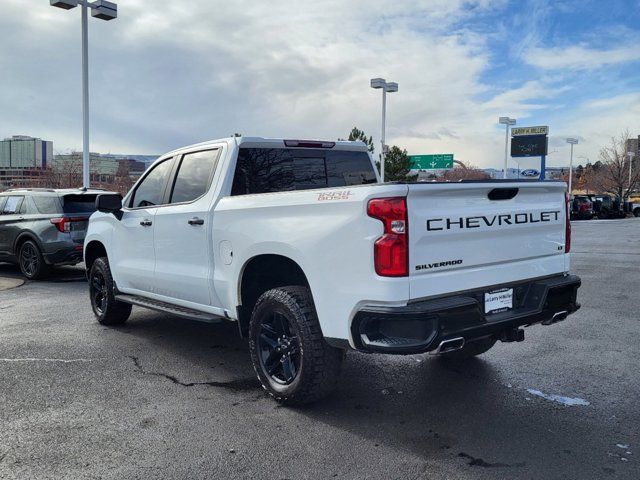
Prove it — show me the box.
[96,194,123,219]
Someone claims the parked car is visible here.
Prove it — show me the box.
[0,188,110,279]
[84,137,581,404]
[570,195,594,220]
[590,195,626,219]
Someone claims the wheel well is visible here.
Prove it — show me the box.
[85,241,107,272]
[237,254,310,337]
[14,233,40,257]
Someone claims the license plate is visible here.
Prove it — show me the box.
[485,288,513,314]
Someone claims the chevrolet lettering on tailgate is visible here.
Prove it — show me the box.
[426,210,561,231]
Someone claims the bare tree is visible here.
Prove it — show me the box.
[113,161,136,195]
[593,130,640,199]
[440,161,489,181]
[41,153,83,189]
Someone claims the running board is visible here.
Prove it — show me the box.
[114,294,223,323]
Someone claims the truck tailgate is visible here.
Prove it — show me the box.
[407,182,568,301]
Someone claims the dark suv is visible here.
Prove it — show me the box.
[0,188,111,279]
[571,195,594,220]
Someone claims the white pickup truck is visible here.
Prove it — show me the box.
[84,137,581,404]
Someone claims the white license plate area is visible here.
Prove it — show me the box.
[484,288,513,315]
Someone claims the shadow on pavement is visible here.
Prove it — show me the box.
[111,311,609,477]
[0,262,86,283]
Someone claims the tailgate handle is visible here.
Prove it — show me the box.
[488,188,519,201]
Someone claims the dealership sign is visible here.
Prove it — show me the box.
[520,169,540,178]
[511,126,548,136]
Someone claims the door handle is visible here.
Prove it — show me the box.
[188,217,204,226]
[140,219,152,227]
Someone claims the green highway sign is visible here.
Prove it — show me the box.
[409,154,454,170]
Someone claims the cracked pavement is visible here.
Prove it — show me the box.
[0,219,639,479]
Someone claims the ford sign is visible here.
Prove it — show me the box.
[520,169,540,177]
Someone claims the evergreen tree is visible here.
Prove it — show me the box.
[341,127,375,153]
[377,146,417,182]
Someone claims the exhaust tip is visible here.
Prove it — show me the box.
[542,310,568,325]
[430,337,465,355]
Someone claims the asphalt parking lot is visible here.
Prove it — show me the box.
[0,219,638,480]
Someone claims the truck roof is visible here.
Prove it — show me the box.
[162,136,369,158]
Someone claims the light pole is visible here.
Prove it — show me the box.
[371,78,398,182]
[627,151,635,195]
[498,117,516,179]
[566,138,578,196]
[50,0,118,189]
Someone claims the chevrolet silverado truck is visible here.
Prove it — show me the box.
[84,137,581,404]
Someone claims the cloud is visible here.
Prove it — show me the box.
[0,0,637,170]
[524,45,640,70]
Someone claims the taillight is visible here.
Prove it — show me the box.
[367,197,408,277]
[565,193,571,253]
[50,217,88,233]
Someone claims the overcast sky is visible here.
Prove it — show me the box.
[1,0,639,169]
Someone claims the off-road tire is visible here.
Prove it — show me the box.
[18,240,50,280]
[439,336,497,361]
[89,257,132,326]
[249,286,344,405]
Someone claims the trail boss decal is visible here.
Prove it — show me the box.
[317,190,352,201]
[426,210,561,231]
[415,259,463,271]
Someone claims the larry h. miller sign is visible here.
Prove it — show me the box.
[511,126,548,158]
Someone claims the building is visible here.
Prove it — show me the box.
[625,136,639,158]
[0,135,54,189]
[53,152,119,184]
[51,153,149,193]
[0,135,53,168]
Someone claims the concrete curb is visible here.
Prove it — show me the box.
[0,277,25,291]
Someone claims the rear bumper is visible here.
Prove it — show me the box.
[351,274,581,354]
[43,245,84,265]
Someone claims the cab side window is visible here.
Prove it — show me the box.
[130,158,173,208]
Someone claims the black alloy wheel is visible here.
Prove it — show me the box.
[88,257,131,325]
[18,240,49,280]
[90,270,108,315]
[258,311,301,385]
[20,242,38,277]
[248,286,344,405]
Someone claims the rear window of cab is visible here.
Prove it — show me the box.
[231,148,376,195]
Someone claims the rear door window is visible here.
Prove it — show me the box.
[2,196,24,214]
[231,148,376,195]
[0,197,7,212]
[170,149,219,204]
[62,194,98,214]
[33,196,62,214]
[20,196,37,214]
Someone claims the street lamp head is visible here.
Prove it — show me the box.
[50,0,78,9]
[566,138,578,145]
[91,0,117,20]
[370,78,386,89]
[385,82,398,93]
